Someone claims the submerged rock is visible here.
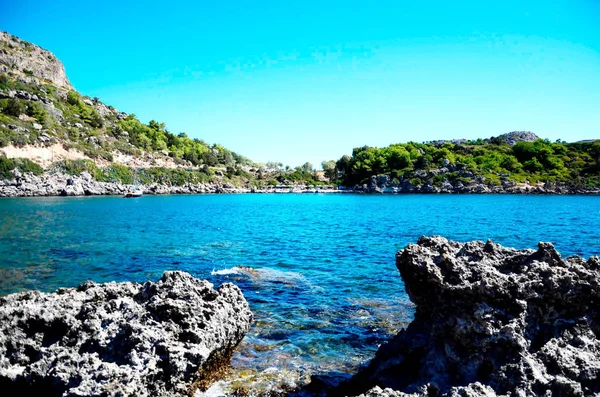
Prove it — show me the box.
[345,236,600,397]
[0,271,253,396]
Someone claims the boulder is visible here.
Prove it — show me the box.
[0,271,253,396]
[345,236,600,397]
[61,182,87,196]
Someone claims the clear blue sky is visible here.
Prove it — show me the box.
[2,1,599,168]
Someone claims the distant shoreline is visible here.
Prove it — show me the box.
[1,171,599,198]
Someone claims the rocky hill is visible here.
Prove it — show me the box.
[0,31,250,171]
[333,135,600,193]
[0,32,337,194]
[0,31,72,90]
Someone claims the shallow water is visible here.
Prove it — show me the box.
[1,194,599,392]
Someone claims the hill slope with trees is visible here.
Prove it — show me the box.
[0,31,326,191]
[323,132,599,193]
[1,31,597,195]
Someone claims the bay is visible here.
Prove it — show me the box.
[1,194,599,388]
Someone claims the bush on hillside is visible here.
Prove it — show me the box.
[0,156,44,179]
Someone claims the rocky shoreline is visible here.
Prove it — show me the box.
[1,170,598,197]
[0,271,253,396]
[0,238,599,396]
[340,236,600,397]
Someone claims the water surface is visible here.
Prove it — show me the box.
[1,194,599,391]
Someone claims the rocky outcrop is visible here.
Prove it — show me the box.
[354,170,599,195]
[345,237,600,397]
[0,170,254,197]
[496,131,539,145]
[0,271,253,396]
[0,31,72,90]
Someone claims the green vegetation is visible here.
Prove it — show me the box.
[2,39,596,191]
[54,159,214,186]
[0,73,254,171]
[113,116,252,169]
[0,156,43,179]
[334,139,600,188]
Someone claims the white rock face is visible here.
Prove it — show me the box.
[0,31,72,90]
[0,271,253,396]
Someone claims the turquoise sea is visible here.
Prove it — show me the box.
[1,194,599,390]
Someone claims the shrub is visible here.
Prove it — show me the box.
[104,164,133,184]
[0,73,8,89]
[0,156,43,179]
[58,159,101,178]
[523,157,544,173]
[80,106,103,128]
[2,98,26,117]
[26,102,47,123]
[409,177,422,186]
[66,90,82,106]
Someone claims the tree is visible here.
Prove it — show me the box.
[591,141,600,167]
[386,146,411,170]
[67,90,82,106]
[523,157,544,173]
[301,162,313,172]
[336,155,352,178]
[321,160,337,180]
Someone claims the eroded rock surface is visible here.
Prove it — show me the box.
[346,237,600,397]
[0,31,72,90]
[0,271,253,396]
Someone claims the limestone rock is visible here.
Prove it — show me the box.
[0,271,253,396]
[0,31,72,90]
[496,131,539,145]
[345,237,600,397]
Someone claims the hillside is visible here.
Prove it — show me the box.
[326,133,600,193]
[0,31,329,191]
[1,31,598,195]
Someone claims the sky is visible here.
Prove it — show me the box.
[1,0,599,168]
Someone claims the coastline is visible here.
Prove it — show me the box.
[1,170,599,197]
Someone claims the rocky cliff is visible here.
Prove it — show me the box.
[0,31,72,90]
[0,31,267,191]
[0,271,253,396]
[344,237,600,397]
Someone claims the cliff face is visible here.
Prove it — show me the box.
[0,31,72,90]
[0,271,253,396]
[346,237,600,397]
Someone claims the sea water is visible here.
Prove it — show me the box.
[1,194,599,392]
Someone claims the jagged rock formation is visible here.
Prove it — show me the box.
[0,31,72,90]
[0,271,253,396]
[345,237,600,397]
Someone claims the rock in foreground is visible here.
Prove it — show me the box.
[0,271,253,396]
[346,237,600,397]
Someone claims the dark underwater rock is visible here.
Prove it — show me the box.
[0,271,253,396]
[346,236,600,397]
